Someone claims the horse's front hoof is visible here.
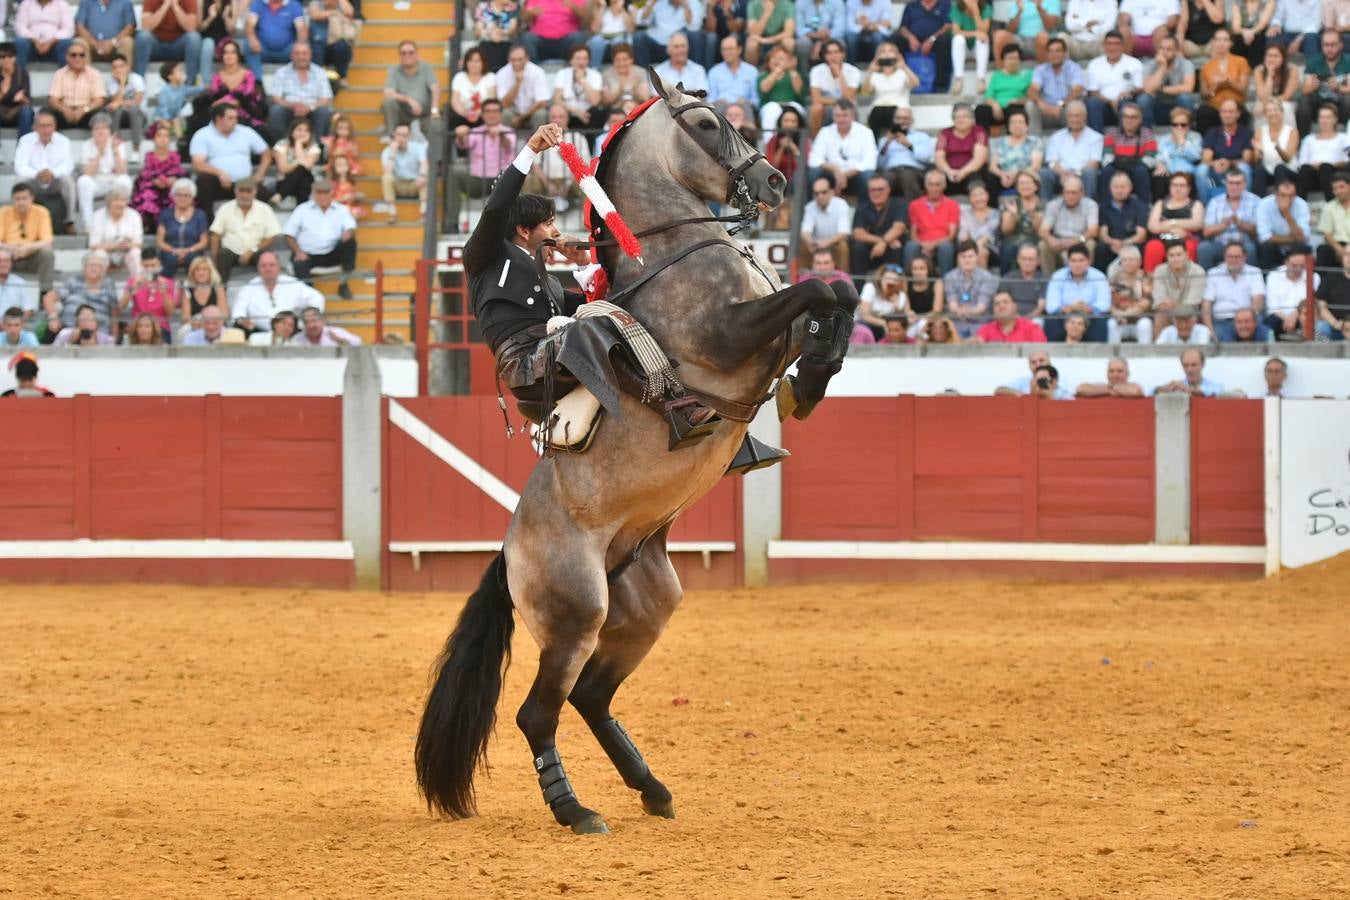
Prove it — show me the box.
[641,795,676,819]
[570,812,610,835]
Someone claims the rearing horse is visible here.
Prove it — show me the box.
[415,70,858,834]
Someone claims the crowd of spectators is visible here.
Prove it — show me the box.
[1,3,438,346]
[449,0,1350,346]
[989,345,1298,398]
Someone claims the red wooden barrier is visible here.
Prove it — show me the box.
[383,397,742,591]
[1190,398,1264,545]
[782,396,1156,544]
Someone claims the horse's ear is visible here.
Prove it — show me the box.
[647,65,673,101]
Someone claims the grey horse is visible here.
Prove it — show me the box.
[415,69,858,834]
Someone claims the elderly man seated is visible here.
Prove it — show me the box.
[1155,347,1224,395]
[208,178,280,282]
[231,249,324,333]
[289,305,361,345]
[283,177,357,297]
[1075,357,1145,398]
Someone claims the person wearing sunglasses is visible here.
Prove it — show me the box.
[48,38,107,128]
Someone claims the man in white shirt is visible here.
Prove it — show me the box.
[1116,0,1178,57]
[799,177,852,268]
[1084,30,1142,134]
[496,45,551,130]
[1063,0,1117,59]
[1202,240,1265,342]
[14,109,77,232]
[1154,304,1213,343]
[232,249,324,333]
[284,178,357,297]
[1263,244,1317,338]
[806,99,876,199]
[653,32,709,94]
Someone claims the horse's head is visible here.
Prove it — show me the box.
[646,68,786,214]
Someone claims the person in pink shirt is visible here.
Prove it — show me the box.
[119,248,178,337]
[795,247,853,285]
[903,169,959,274]
[518,0,589,62]
[15,0,76,67]
[290,305,361,345]
[976,291,1048,342]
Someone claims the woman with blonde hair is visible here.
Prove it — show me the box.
[921,314,962,344]
[858,263,909,339]
[180,255,228,325]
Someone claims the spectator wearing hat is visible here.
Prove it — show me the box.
[208,177,280,282]
[2,306,40,347]
[2,352,55,396]
[0,183,58,295]
[1154,303,1212,343]
[243,0,307,79]
[1155,347,1224,395]
[284,177,357,296]
[1075,357,1145,397]
[290,305,361,345]
[14,0,76,68]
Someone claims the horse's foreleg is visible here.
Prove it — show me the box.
[569,539,683,819]
[714,278,860,420]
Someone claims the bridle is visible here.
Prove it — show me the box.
[665,88,766,222]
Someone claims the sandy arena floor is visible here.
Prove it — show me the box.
[2,559,1348,899]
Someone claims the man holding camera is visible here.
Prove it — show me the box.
[876,107,934,202]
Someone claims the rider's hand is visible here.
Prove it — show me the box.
[555,237,591,266]
[527,123,565,152]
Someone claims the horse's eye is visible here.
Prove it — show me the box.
[698,119,718,131]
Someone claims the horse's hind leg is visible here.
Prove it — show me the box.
[508,534,611,835]
[568,541,683,819]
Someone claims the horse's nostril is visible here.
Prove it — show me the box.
[768,174,784,189]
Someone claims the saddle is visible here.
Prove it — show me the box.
[515,311,721,455]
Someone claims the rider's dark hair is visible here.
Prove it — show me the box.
[509,193,555,236]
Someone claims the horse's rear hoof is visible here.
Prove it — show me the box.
[570,812,610,835]
[641,796,675,819]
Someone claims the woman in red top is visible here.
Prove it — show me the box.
[934,103,992,196]
[764,107,808,230]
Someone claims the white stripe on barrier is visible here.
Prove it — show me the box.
[0,540,354,559]
[1263,397,1282,577]
[767,541,1266,565]
[388,399,521,513]
[389,541,736,553]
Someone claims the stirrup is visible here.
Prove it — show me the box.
[664,396,720,450]
[725,434,790,476]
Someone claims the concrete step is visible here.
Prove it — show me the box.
[359,21,451,42]
[363,0,455,18]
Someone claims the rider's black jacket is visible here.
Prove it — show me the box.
[464,151,585,355]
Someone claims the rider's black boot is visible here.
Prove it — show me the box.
[725,434,789,476]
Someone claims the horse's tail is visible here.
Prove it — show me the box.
[415,552,514,818]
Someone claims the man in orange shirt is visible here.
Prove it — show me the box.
[0,183,57,294]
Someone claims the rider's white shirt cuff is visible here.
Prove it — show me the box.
[513,146,538,174]
[572,263,602,292]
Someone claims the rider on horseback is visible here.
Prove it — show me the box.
[465,122,786,471]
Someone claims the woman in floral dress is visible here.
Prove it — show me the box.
[132,123,188,232]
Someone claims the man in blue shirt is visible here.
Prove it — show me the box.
[875,106,934,201]
[1026,37,1083,134]
[1254,176,1311,270]
[1197,168,1259,269]
[2,306,40,347]
[707,35,759,107]
[796,0,847,72]
[635,0,710,68]
[1154,347,1225,396]
[75,0,136,62]
[243,0,307,79]
[190,103,273,212]
[896,0,952,92]
[1045,242,1109,341]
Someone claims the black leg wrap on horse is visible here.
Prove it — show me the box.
[592,718,653,791]
[792,307,854,421]
[534,748,580,817]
